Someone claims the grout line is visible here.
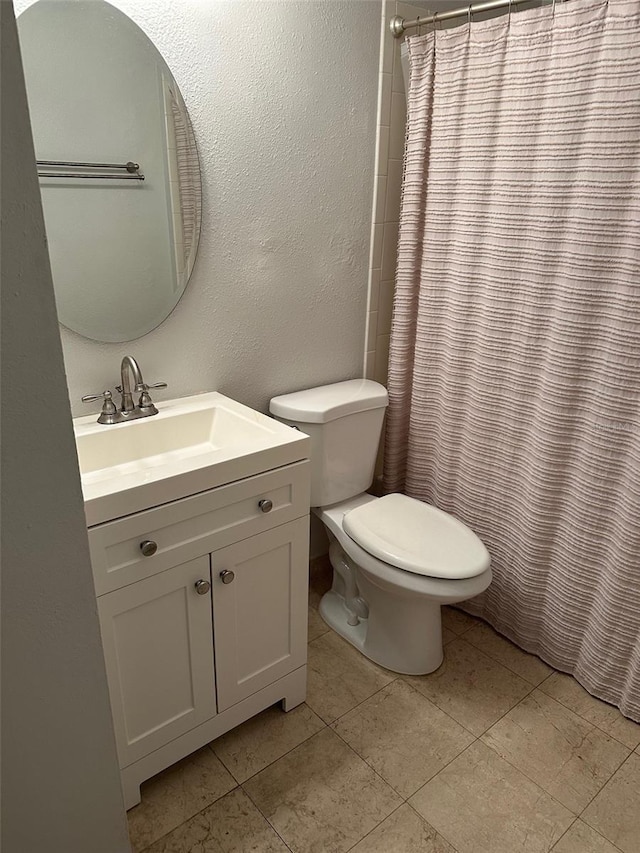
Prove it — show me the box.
[569,808,629,853]
[476,688,632,826]
[315,618,527,741]
[136,704,330,850]
[405,800,463,853]
[536,681,640,753]
[457,615,640,753]
[239,783,296,853]
[578,750,638,828]
[342,802,408,853]
[220,708,329,787]
[291,641,397,727]
[395,677,483,740]
[431,635,537,738]
[329,722,406,798]
[316,670,401,726]
[460,624,555,688]
[324,674,481,805]
[131,782,242,853]
[547,816,580,852]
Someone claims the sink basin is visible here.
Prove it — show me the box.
[74,392,309,525]
[76,403,280,475]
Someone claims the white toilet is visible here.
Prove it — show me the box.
[270,379,492,675]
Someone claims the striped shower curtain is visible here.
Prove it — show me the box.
[384,0,640,720]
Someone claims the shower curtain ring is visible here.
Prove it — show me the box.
[508,0,513,24]
[467,3,472,32]
[552,0,557,16]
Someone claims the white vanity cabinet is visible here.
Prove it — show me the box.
[88,459,310,809]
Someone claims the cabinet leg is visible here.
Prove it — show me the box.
[280,665,307,712]
[121,771,142,811]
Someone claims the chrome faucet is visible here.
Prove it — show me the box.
[82,356,167,424]
[118,355,145,413]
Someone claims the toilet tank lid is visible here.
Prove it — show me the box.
[270,379,388,424]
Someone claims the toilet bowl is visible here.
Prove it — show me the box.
[316,493,491,674]
[270,379,492,675]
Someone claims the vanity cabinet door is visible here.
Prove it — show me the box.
[212,518,309,712]
[97,556,216,768]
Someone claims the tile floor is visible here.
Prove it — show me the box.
[128,558,640,853]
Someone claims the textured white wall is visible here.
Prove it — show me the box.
[1,3,131,850]
[17,0,381,417]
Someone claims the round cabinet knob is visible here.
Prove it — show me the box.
[258,499,273,513]
[219,570,235,584]
[195,579,211,595]
[140,540,157,557]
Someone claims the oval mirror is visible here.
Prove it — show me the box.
[17,0,202,343]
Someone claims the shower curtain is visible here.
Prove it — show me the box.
[384,0,640,720]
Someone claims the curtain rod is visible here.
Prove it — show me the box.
[390,0,566,37]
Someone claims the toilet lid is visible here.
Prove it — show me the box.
[342,493,490,580]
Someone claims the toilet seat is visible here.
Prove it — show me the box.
[343,493,490,580]
[316,495,492,604]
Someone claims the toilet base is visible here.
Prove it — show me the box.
[318,584,444,676]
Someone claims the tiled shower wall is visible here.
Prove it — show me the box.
[364,1,433,385]
[364,1,431,477]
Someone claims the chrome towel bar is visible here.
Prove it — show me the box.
[37,159,145,181]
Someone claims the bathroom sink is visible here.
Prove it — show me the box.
[74,392,309,525]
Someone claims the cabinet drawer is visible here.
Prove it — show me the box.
[89,461,310,595]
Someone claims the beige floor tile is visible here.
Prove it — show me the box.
[583,753,640,853]
[211,702,325,783]
[552,820,621,853]
[244,727,402,853]
[404,638,531,736]
[126,746,236,852]
[441,606,477,635]
[540,672,640,750]
[464,622,553,686]
[442,627,457,645]
[482,690,629,814]
[349,804,457,853]
[333,680,474,798]
[144,787,288,852]
[306,630,396,723]
[307,603,329,642]
[410,741,573,853]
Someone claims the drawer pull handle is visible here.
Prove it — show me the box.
[140,540,158,557]
[258,498,273,513]
[195,579,211,595]
[220,570,235,584]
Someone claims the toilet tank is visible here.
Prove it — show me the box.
[270,379,389,507]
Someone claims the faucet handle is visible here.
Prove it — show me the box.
[137,381,167,396]
[114,382,165,393]
[82,390,114,404]
[81,390,121,425]
[138,381,167,414]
